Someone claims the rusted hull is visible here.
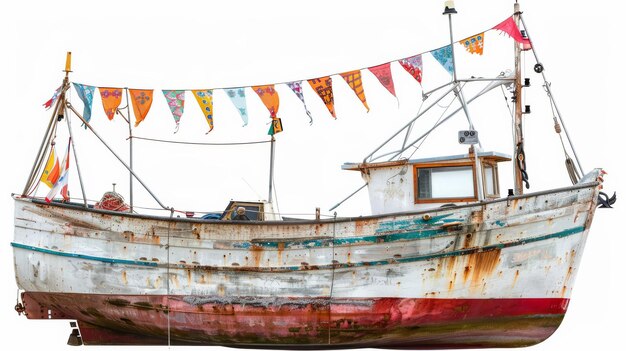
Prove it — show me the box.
[12,177,602,348]
[23,292,566,348]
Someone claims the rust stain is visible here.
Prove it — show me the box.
[277,242,285,265]
[121,270,127,285]
[186,269,192,285]
[470,210,484,224]
[250,245,264,267]
[512,270,520,287]
[463,249,501,286]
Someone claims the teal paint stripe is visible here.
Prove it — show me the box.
[11,226,585,272]
[10,242,158,267]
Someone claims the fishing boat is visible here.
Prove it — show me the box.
[11,2,614,349]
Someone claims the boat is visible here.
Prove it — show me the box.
[11,1,614,349]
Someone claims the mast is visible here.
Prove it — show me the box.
[125,88,134,212]
[513,2,524,195]
[267,136,276,203]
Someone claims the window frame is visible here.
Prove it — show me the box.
[482,161,500,198]
[413,162,478,204]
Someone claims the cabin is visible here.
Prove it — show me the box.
[343,149,511,215]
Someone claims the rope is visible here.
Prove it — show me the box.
[130,135,271,146]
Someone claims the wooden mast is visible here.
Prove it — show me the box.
[513,2,524,195]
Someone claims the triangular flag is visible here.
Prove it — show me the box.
[431,45,454,75]
[99,87,123,120]
[399,54,423,85]
[162,90,185,129]
[129,89,153,127]
[46,139,71,203]
[252,85,280,118]
[73,83,95,125]
[43,86,62,110]
[225,88,249,126]
[40,145,59,188]
[192,89,214,133]
[308,77,336,118]
[493,17,530,46]
[368,63,396,98]
[286,81,313,124]
[460,33,485,55]
[340,70,370,112]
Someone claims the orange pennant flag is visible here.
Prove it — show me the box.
[459,33,484,55]
[252,85,280,118]
[308,77,336,118]
[99,87,122,120]
[129,89,153,127]
[340,70,369,112]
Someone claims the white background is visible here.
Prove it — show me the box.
[1,0,623,350]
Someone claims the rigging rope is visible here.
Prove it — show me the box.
[130,135,271,146]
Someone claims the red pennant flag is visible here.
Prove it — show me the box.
[493,17,530,46]
[368,63,396,98]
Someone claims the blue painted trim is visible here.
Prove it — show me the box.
[11,226,585,272]
[10,242,158,267]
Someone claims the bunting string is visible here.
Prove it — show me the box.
[64,15,524,135]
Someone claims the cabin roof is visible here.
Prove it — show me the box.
[342,151,512,171]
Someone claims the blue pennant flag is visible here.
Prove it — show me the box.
[431,45,454,75]
[224,88,249,126]
[72,83,96,126]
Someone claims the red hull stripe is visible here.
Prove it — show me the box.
[23,292,569,348]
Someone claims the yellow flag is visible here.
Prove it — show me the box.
[40,146,58,188]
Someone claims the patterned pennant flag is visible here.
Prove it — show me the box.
[192,89,214,132]
[72,83,95,125]
[340,70,370,112]
[46,138,71,203]
[308,77,336,118]
[162,90,185,128]
[268,118,283,136]
[286,81,313,124]
[129,89,153,127]
[99,87,123,120]
[43,86,62,110]
[368,63,396,98]
[431,45,454,75]
[225,88,249,126]
[252,85,280,118]
[460,33,485,55]
[399,54,423,84]
[492,17,531,46]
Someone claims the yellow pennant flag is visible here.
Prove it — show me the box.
[340,70,369,112]
[308,77,336,118]
[99,87,123,120]
[460,33,484,55]
[129,89,154,127]
[40,145,59,188]
[192,90,214,132]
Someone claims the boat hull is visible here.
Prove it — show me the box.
[12,178,601,348]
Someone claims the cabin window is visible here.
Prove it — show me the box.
[483,163,499,197]
[414,163,477,203]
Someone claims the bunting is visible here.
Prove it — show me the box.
[493,17,530,46]
[286,81,313,124]
[252,85,279,118]
[192,89,214,132]
[129,89,153,127]
[46,138,71,203]
[368,63,396,98]
[308,77,336,118]
[340,70,370,112]
[43,86,62,110]
[162,90,185,128]
[73,83,95,125]
[399,54,423,85]
[431,45,454,75]
[460,33,484,55]
[40,145,59,188]
[225,88,249,126]
[99,87,123,120]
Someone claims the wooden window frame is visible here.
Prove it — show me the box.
[413,162,478,204]
[482,161,500,198]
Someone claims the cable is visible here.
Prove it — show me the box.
[130,135,271,146]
